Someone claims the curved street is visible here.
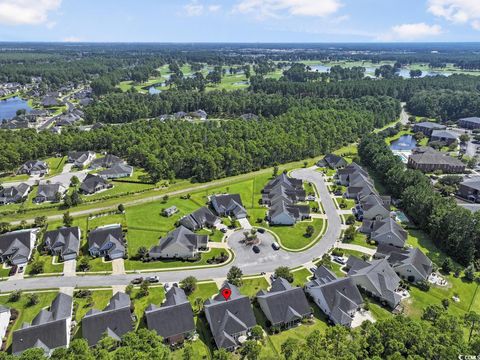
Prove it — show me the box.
[0,168,342,292]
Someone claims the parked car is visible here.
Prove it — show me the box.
[257,228,265,234]
[333,256,346,265]
[310,267,317,273]
[271,242,280,250]
[131,277,143,284]
[147,276,159,283]
[252,245,260,254]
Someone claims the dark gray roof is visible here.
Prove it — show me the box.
[67,151,93,163]
[0,229,35,264]
[179,207,220,230]
[36,183,65,199]
[204,283,256,349]
[321,153,348,168]
[12,293,72,355]
[98,164,133,178]
[91,154,124,168]
[409,147,464,166]
[145,287,195,339]
[80,174,109,193]
[460,178,480,192]
[376,245,433,280]
[149,225,208,257]
[459,117,480,125]
[211,194,247,218]
[88,225,125,255]
[0,183,30,199]
[19,160,48,173]
[414,121,446,130]
[431,129,458,140]
[82,292,133,346]
[371,218,407,247]
[44,227,81,257]
[256,278,311,326]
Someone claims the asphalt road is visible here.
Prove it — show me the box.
[0,168,342,292]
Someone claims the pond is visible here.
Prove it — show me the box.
[148,87,161,95]
[310,64,330,72]
[0,97,31,122]
[390,134,418,151]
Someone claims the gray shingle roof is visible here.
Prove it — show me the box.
[211,194,247,218]
[0,229,36,264]
[256,278,311,326]
[149,225,208,258]
[98,164,133,178]
[459,117,480,125]
[91,154,124,168]
[431,129,458,140]
[414,121,446,129]
[44,227,81,258]
[376,245,433,280]
[179,207,220,230]
[12,293,72,355]
[145,287,195,340]
[79,174,109,194]
[36,183,66,200]
[409,147,464,166]
[82,292,133,346]
[371,218,407,247]
[88,225,125,257]
[204,283,256,349]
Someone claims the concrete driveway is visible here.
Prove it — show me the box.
[63,260,76,277]
[0,168,343,292]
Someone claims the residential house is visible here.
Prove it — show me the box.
[430,129,458,145]
[90,154,124,169]
[345,172,376,200]
[210,194,247,219]
[145,286,196,345]
[149,225,208,260]
[458,178,480,202]
[12,293,73,356]
[88,224,125,260]
[408,147,465,173]
[267,199,310,226]
[354,194,391,222]
[204,283,257,350]
[336,163,368,186]
[163,206,178,217]
[317,154,348,169]
[368,218,407,248]
[0,306,10,343]
[305,266,364,327]
[348,257,402,308]
[0,228,38,266]
[179,206,221,231]
[17,160,48,176]
[44,227,81,261]
[41,95,60,107]
[240,113,258,121]
[458,117,480,130]
[79,174,112,195]
[34,183,67,203]
[82,292,133,347]
[374,244,433,282]
[256,277,311,329]
[192,109,207,120]
[412,122,446,136]
[0,183,31,205]
[98,164,133,179]
[67,151,95,168]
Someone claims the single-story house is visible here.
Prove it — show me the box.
[149,225,208,260]
[90,154,124,169]
[98,164,133,179]
[204,283,257,350]
[82,292,133,347]
[79,174,112,195]
[34,183,67,203]
[305,266,364,327]
[430,129,458,145]
[0,228,38,266]
[374,244,433,282]
[267,199,310,226]
[408,147,466,173]
[17,160,48,176]
[458,117,480,130]
[317,154,348,169]
[412,122,446,136]
[44,227,81,261]
[12,293,73,356]
[67,151,95,168]
[210,194,247,219]
[348,257,402,309]
[179,206,221,231]
[145,286,196,345]
[0,183,31,205]
[88,224,125,260]
[257,277,311,329]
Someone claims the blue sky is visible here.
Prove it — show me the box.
[0,0,480,42]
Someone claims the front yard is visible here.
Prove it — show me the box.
[267,218,325,250]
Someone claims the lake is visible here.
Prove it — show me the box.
[309,64,452,78]
[390,134,418,151]
[148,87,162,95]
[0,97,31,122]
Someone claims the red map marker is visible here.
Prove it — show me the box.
[221,288,232,301]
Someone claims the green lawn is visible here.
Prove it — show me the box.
[344,232,376,249]
[336,198,356,210]
[188,282,219,312]
[76,256,112,273]
[73,289,112,323]
[291,268,312,287]
[26,253,63,275]
[240,277,269,297]
[124,248,231,271]
[406,228,453,267]
[267,218,325,250]
[44,156,66,177]
[0,291,58,349]
[131,286,166,328]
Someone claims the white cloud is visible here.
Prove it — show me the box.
[379,23,443,41]
[233,0,342,19]
[0,0,61,26]
[428,0,480,30]
[183,1,221,16]
[208,4,221,12]
[62,36,82,42]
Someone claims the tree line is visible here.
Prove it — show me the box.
[358,133,479,266]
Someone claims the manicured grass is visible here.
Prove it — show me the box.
[267,218,325,250]
[127,229,163,257]
[0,173,29,183]
[188,282,219,312]
[124,248,230,271]
[0,291,58,349]
[337,198,356,210]
[329,262,346,277]
[87,212,127,231]
[291,268,312,287]
[77,256,112,273]
[406,228,453,267]
[369,303,393,321]
[84,181,155,201]
[345,232,376,249]
[44,156,66,177]
[131,286,165,328]
[170,337,210,360]
[240,277,269,297]
[26,253,63,275]
[73,289,112,323]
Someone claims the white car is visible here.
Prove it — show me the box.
[333,256,346,265]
